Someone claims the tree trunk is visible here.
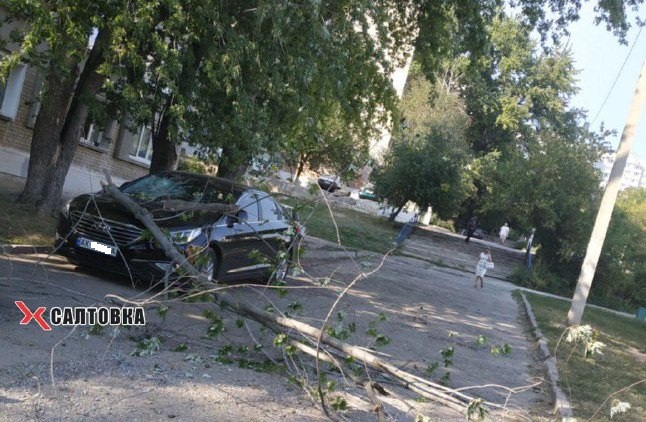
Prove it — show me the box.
[19,61,78,205]
[20,29,110,214]
[293,153,306,183]
[221,163,249,181]
[149,42,204,175]
[388,202,406,222]
[36,28,111,214]
[149,105,177,174]
[217,145,250,180]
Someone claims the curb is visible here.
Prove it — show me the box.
[520,293,575,421]
[0,244,53,255]
[517,287,635,319]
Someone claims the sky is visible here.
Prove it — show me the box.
[567,3,646,162]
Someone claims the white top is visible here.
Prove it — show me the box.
[476,252,491,277]
[499,225,510,237]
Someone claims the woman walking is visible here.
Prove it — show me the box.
[474,248,493,288]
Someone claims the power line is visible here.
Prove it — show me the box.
[589,25,643,127]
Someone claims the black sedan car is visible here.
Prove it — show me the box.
[55,172,301,284]
[317,174,341,192]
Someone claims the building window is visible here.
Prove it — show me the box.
[80,120,109,149]
[129,126,153,163]
[0,64,27,121]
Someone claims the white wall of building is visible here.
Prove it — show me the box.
[0,146,127,198]
[368,50,416,162]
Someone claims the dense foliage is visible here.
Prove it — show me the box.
[382,12,644,311]
[452,15,610,267]
[3,0,642,212]
[371,67,472,220]
[592,188,646,310]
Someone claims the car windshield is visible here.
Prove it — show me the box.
[121,174,239,204]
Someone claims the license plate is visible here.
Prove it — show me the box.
[76,237,117,257]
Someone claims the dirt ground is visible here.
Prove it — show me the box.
[0,237,552,421]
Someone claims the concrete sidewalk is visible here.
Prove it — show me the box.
[0,171,26,196]
[401,225,637,320]
[0,170,90,201]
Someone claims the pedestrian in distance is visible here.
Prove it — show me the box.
[499,222,510,244]
[465,216,478,243]
[474,248,493,288]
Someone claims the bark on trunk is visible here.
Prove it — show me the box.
[20,29,110,214]
[149,42,204,174]
[217,146,250,180]
[149,108,177,174]
[39,31,109,213]
[19,62,78,205]
[388,202,406,222]
[293,153,306,183]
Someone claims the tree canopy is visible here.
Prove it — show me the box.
[446,15,611,269]
[1,0,643,214]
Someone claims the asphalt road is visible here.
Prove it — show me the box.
[0,239,551,421]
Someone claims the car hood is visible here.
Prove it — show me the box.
[68,192,222,229]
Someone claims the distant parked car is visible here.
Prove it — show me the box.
[472,228,485,239]
[55,172,302,284]
[459,228,485,239]
[317,174,341,192]
[359,185,378,201]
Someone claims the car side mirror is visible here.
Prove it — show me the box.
[237,209,249,222]
[226,209,249,228]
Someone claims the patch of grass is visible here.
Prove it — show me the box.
[0,193,56,246]
[524,292,646,421]
[282,198,400,254]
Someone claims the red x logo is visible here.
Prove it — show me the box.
[15,301,51,331]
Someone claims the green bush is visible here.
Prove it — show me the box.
[510,257,644,313]
[510,260,573,297]
[429,215,455,232]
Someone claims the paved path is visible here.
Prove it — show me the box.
[401,226,528,281]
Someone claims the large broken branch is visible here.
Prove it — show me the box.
[225,299,469,412]
[102,172,210,285]
[102,173,520,418]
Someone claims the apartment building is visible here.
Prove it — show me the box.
[597,152,646,190]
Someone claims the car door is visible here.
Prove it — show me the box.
[256,193,292,262]
[218,192,268,277]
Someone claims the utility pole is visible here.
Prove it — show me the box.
[567,60,646,326]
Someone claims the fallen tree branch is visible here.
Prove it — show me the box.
[102,171,209,285]
[225,299,467,412]
[101,172,524,419]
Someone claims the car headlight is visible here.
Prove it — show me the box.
[168,228,202,244]
[61,199,72,219]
